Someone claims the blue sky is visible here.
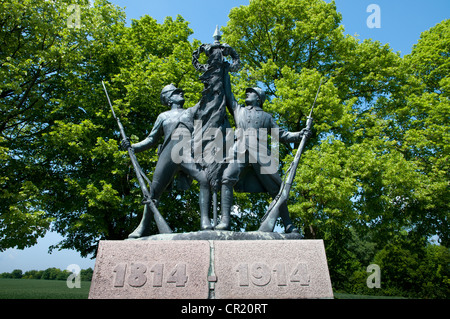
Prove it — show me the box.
[1,0,448,273]
[109,0,450,56]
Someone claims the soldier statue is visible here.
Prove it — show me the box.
[216,74,312,233]
[122,84,213,237]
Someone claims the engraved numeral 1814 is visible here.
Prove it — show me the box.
[113,263,188,288]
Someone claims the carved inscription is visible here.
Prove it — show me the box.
[236,262,310,287]
[113,263,188,288]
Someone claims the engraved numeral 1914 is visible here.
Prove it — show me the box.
[236,263,310,287]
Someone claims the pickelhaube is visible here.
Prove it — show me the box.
[245,87,266,107]
[160,84,182,106]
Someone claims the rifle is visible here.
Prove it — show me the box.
[102,81,172,234]
[258,80,322,232]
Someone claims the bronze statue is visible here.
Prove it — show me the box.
[216,74,311,232]
[109,26,314,238]
[122,84,213,237]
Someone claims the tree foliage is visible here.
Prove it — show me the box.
[222,0,448,292]
[1,0,95,250]
[1,267,93,281]
[1,0,204,255]
[1,0,448,296]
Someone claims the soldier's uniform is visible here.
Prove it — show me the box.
[223,91,304,187]
[132,84,198,199]
[127,84,212,238]
[217,87,308,232]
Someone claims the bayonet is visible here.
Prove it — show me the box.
[259,79,322,232]
[102,81,172,234]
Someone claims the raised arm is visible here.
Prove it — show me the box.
[224,68,239,116]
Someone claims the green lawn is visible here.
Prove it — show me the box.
[334,292,406,299]
[1,279,407,299]
[0,279,91,299]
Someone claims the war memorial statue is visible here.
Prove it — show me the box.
[90,26,333,299]
[112,26,313,239]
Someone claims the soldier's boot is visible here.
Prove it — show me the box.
[215,183,233,230]
[128,204,154,239]
[199,185,213,231]
[279,203,300,234]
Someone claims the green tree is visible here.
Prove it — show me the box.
[1,0,447,298]
[42,6,205,255]
[0,272,12,279]
[222,0,448,290]
[0,0,105,251]
[1,0,208,256]
[419,244,450,298]
[10,269,23,279]
[380,19,450,246]
[373,233,450,298]
[57,269,71,280]
[1,0,78,250]
[41,267,64,280]
[80,267,93,281]
[23,269,40,279]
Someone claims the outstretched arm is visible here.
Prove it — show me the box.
[122,115,164,153]
[271,117,312,143]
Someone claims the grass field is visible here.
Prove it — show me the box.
[333,292,405,299]
[0,279,405,299]
[0,279,91,299]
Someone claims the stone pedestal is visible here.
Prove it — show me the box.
[89,232,333,299]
